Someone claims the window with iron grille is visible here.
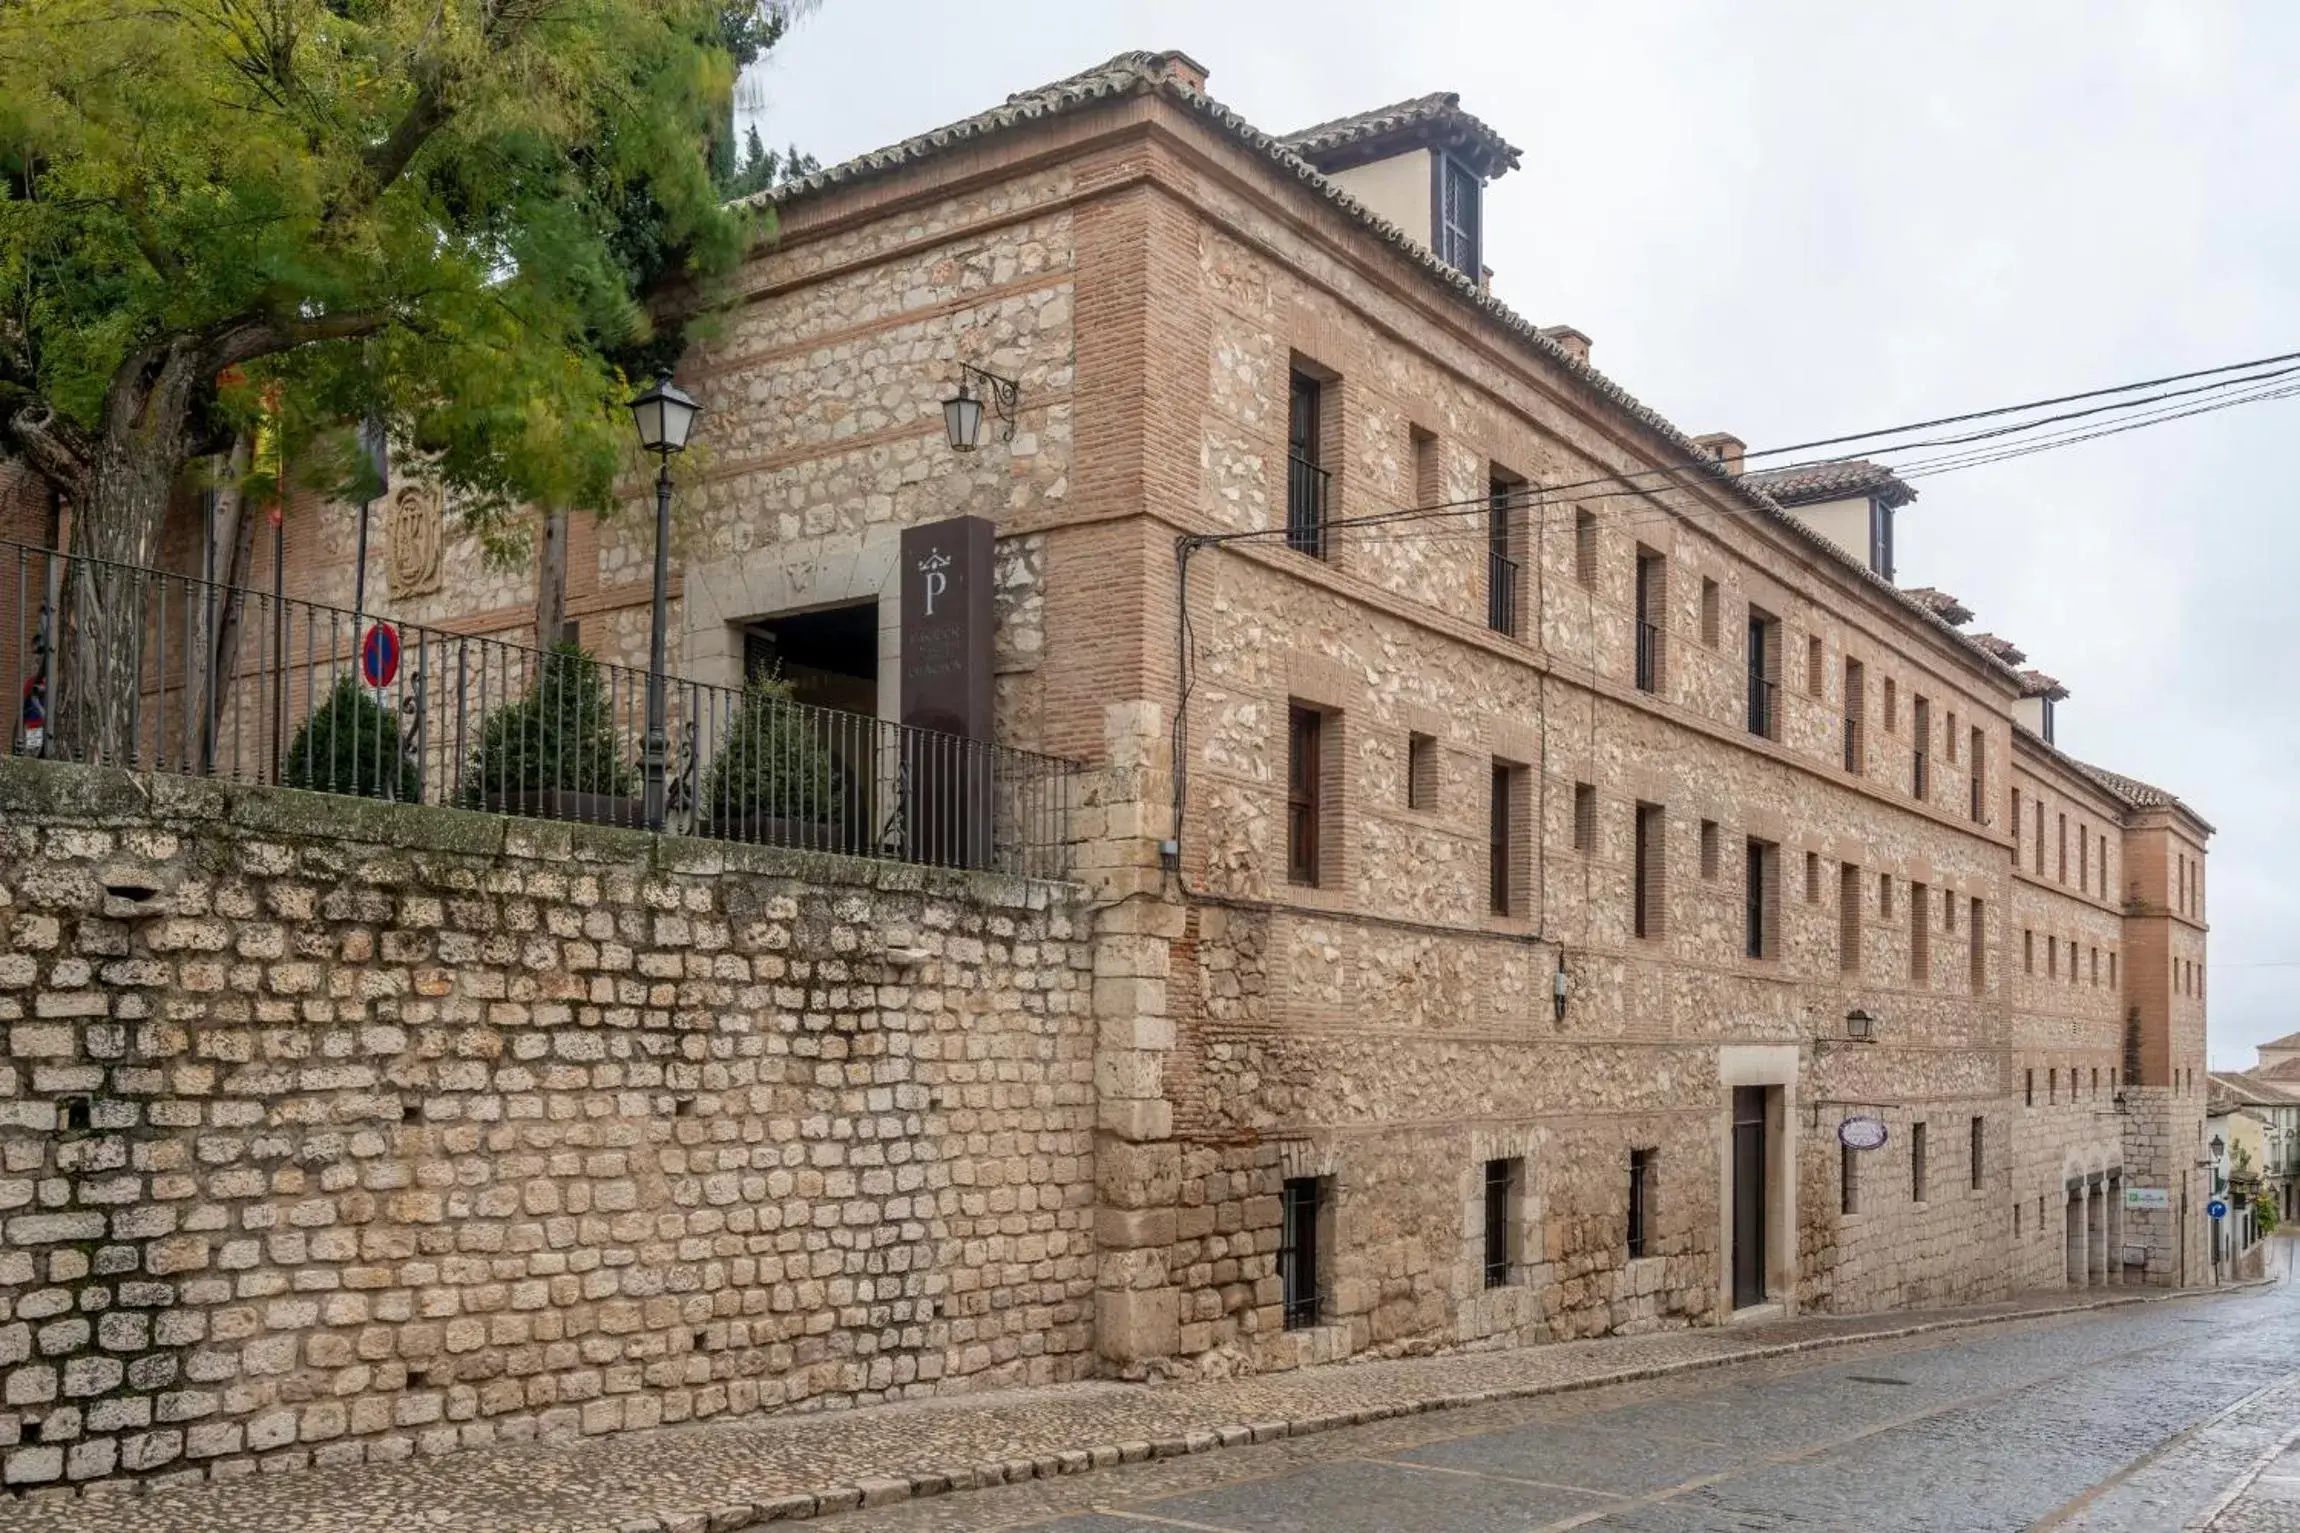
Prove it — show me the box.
[1489,762,1516,916]
[1634,801,1665,939]
[1746,610,1779,740]
[1910,881,1930,986]
[1635,550,1666,693]
[1839,862,1862,974]
[1627,1148,1654,1257]
[2025,1067,2034,1107]
[1842,658,1865,772]
[1488,476,1522,636]
[1286,372,1329,559]
[1287,706,1322,886]
[1971,1117,1985,1189]
[1434,153,1481,277]
[1745,838,1778,960]
[1280,1176,1324,1330]
[1483,1158,1518,1288]
[1911,696,1929,799]
[1911,1121,1928,1203]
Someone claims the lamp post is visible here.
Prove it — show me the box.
[627,379,701,831]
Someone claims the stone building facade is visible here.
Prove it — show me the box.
[0,47,2220,1490]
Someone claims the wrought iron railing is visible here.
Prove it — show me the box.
[1487,550,1518,636]
[3,538,1076,878]
[1286,453,1330,560]
[1746,674,1776,739]
[1843,715,1863,773]
[1635,620,1660,693]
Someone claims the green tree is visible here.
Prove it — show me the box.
[703,668,842,831]
[0,0,800,759]
[464,641,635,807]
[283,675,421,803]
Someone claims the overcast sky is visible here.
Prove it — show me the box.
[747,2,2300,1068]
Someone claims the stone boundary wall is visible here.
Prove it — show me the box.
[0,759,1095,1493]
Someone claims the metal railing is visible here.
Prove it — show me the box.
[1286,454,1330,560]
[1746,673,1776,739]
[1487,550,1518,635]
[1635,620,1660,693]
[4,538,1077,878]
[1843,715,1863,773]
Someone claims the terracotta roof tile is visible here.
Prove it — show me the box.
[758,52,2030,690]
[1902,587,1973,626]
[1970,633,2028,666]
[1743,458,1917,510]
[1278,92,1521,179]
[2018,669,2069,701]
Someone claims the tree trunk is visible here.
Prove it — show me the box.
[191,439,256,772]
[58,433,185,765]
[536,510,568,647]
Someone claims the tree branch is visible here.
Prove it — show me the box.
[0,397,95,503]
[204,307,393,372]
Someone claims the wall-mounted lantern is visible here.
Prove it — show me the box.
[943,363,1021,452]
[1844,1007,1877,1042]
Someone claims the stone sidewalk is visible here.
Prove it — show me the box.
[6,1287,2210,1533]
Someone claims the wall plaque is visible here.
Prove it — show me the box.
[387,482,445,598]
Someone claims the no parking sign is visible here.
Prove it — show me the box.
[360,622,400,689]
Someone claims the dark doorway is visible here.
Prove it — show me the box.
[1732,1085,1769,1309]
[742,601,877,713]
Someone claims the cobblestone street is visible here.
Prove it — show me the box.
[10,1276,2300,1531]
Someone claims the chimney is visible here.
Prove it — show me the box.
[1538,325,1591,366]
[1692,432,1745,476]
[1148,50,1210,93]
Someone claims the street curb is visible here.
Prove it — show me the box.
[579,1286,2242,1531]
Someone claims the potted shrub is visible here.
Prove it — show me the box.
[283,675,422,802]
[703,671,847,850]
[463,641,640,825]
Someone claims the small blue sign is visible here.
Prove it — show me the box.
[360,622,400,689]
[2207,1198,2229,1220]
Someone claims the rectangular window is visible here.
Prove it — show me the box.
[1970,728,1986,822]
[1286,372,1329,559]
[2057,814,2068,883]
[1483,1158,1517,1288]
[1970,897,1986,993]
[1884,677,1898,734]
[1574,508,1597,589]
[1946,711,1959,762]
[1970,1117,1985,1190]
[2110,951,2118,987]
[1279,1177,1324,1329]
[2049,1067,2058,1104]
[1411,424,1439,508]
[1489,476,1523,636]
[1627,1148,1653,1258]
[1700,819,1720,880]
[2078,823,2089,888]
[1634,802,1665,939]
[1840,862,1862,974]
[1287,705,1323,887]
[1407,732,1438,812]
[1746,610,1780,740]
[1634,550,1666,693]
[1870,494,1896,579]
[2025,1067,2034,1107]
[2048,935,2057,978]
[1911,1121,1928,1203]
[1745,838,1778,960]
[2090,947,2099,985]
[2034,801,2045,875]
[1910,880,1930,986]
[2099,834,2109,898]
[1842,1140,1860,1215]
[1843,658,1865,772]
[1911,696,1930,799]
[1805,850,1821,905]
[2011,787,2022,864]
[2024,929,2034,973]
[1489,761,1524,917]
[1943,885,1956,932]
[1700,577,1720,647]
[1806,633,1824,697]
[1574,781,1597,853]
[1878,872,1894,921]
[1435,152,1481,276]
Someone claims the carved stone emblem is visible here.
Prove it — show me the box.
[386,482,445,598]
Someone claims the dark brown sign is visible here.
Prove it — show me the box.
[899,516,996,866]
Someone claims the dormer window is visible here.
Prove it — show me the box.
[1434,154,1481,277]
[2040,696,2056,745]
[1868,494,1896,580]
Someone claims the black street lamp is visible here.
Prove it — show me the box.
[942,363,1021,452]
[627,378,701,831]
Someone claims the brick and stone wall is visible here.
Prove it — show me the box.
[0,758,1094,1493]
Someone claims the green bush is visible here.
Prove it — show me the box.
[463,641,636,805]
[703,671,843,828]
[284,675,421,802]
